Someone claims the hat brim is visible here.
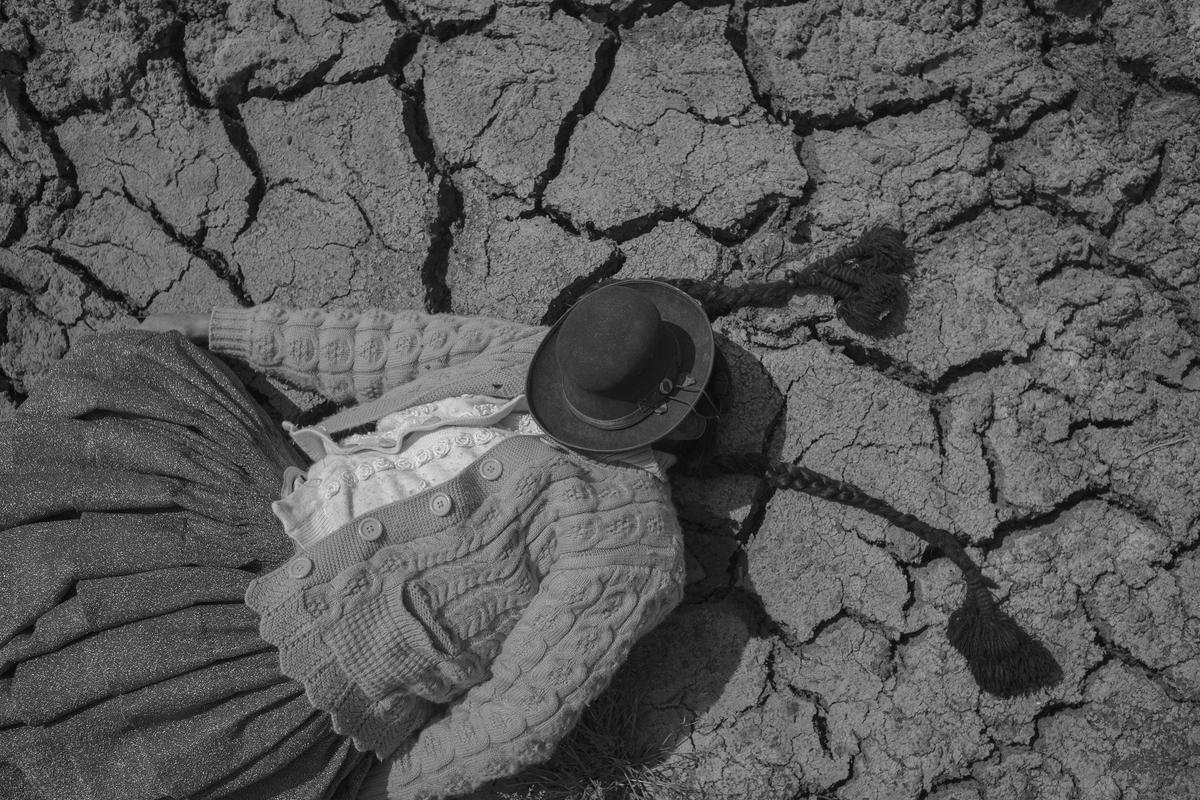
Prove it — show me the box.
[526,280,715,454]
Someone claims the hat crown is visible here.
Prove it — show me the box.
[556,286,661,395]
[526,278,715,453]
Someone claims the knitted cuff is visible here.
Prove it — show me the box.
[208,307,259,359]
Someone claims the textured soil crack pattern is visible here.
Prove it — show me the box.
[2,0,1199,797]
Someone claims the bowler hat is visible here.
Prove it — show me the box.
[526,280,716,453]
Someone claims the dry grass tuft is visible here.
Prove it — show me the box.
[474,689,700,800]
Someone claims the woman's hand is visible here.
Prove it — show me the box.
[137,312,210,345]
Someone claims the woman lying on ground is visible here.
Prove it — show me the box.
[0,228,1059,800]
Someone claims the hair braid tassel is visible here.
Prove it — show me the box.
[836,225,914,274]
[798,225,912,336]
[697,452,1063,698]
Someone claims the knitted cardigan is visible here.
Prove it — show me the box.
[208,305,687,799]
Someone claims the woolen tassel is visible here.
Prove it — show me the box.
[835,272,905,335]
[946,572,1063,698]
[849,226,914,274]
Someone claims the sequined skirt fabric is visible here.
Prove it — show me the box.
[0,331,372,800]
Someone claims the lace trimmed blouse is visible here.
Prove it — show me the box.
[273,394,668,549]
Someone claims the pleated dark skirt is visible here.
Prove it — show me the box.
[0,331,373,800]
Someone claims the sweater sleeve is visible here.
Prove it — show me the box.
[366,544,686,799]
[207,304,545,404]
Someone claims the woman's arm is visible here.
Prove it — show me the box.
[142,305,544,405]
[366,553,685,798]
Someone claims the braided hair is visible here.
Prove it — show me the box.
[609,225,1062,698]
[656,225,911,334]
[686,454,1062,697]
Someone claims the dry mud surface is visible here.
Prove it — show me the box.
[2,1,1200,798]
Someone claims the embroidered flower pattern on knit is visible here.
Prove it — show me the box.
[531,608,558,631]
[345,574,371,596]
[546,661,575,686]
[324,338,351,364]
[287,336,315,363]
[576,628,602,649]
[562,485,590,503]
[598,485,626,502]
[358,335,385,365]
[513,475,539,499]
[600,594,625,616]
[606,516,635,538]
[253,332,277,361]
[560,584,588,605]
[305,593,330,618]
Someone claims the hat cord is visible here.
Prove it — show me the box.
[664,381,722,422]
[682,451,1064,698]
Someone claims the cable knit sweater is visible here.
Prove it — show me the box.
[207,305,687,799]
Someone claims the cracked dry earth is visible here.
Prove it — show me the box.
[2,0,1200,798]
